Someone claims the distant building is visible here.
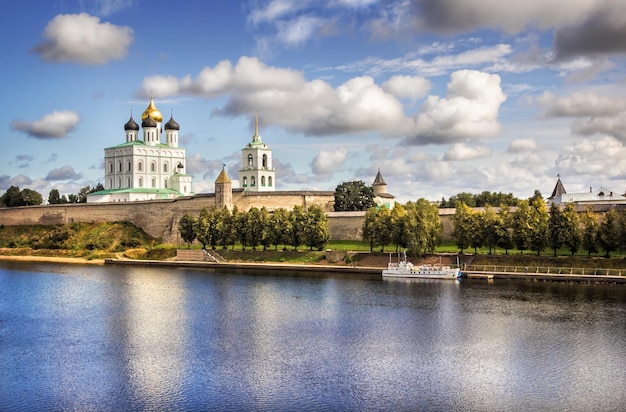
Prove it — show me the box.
[88,98,192,202]
[372,168,395,210]
[87,100,394,209]
[547,176,626,208]
[238,114,275,192]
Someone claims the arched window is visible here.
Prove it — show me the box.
[108,178,112,188]
[127,161,131,172]
[118,162,122,173]
[262,154,267,168]
[117,177,121,188]
[251,176,256,186]
[163,162,168,173]
[268,176,273,187]
[164,178,168,188]
[139,177,143,188]
[243,177,248,187]
[151,162,156,172]
[261,176,266,186]
[248,154,253,167]
[109,163,113,174]
[138,161,143,172]
[151,177,156,188]
[127,177,131,187]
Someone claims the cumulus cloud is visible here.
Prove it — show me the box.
[382,75,431,104]
[139,56,407,137]
[507,138,538,153]
[32,13,133,65]
[11,110,80,139]
[538,91,626,117]
[405,70,506,144]
[536,91,626,141]
[554,136,626,177]
[45,166,82,181]
[311,147,348,175]
[443,143,492,161]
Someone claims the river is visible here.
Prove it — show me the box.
[0,261,624,411]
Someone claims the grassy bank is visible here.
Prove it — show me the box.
[2,223,626,269]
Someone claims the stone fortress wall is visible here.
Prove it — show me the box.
[0,192,456,244]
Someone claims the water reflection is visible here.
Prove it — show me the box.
[0,262,624,411]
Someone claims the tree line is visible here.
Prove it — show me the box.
[362,199,442,257]
[452,199,626,258]
[0,184,104,207]
[178,205,330,251]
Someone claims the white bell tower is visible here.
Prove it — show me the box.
[239,114,275,192]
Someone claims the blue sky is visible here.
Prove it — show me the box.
[3,0,626,203]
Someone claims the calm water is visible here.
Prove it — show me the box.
[0,261,624,411]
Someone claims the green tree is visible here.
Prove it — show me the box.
[48,189,64,204]
[581,208,599,257]
[528,197,549,255]
[548,203,565,256]
[303,205,330,250]
[19,188,43,206]
[561,203,582,256]
[289,205,307,250]
[1,186,21,207]
[77,186,92,203]
[362,207,378,252]
[178,213,197,248]
[481,205,500,254]
[333,181,376,211]
[267,208,291,250]
[373,206,392,252]
[404,198,441,257]
[496,205,515,254]
[512,200,532,254]
[196,207,217,249]
[258,207,272,250]
[245,207,265,250]
[219,206,238,249]
[452,201,473,253]
[389,204,408,252]
[597,209,620,258]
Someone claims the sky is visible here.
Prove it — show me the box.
[2,0,626,204]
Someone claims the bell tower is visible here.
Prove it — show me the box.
[238,113,275,192]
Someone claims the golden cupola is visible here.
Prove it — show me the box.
[142,97,163,123]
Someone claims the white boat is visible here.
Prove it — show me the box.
[382,253,461,279]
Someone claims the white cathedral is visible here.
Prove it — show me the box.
[88,98,276,203]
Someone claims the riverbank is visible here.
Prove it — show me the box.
[1,253,624,283]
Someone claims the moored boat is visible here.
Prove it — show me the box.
[382,252,461,279]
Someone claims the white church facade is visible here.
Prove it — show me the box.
[88,98,193,202]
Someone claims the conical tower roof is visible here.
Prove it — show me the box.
[548,175,566,200]
[373,168,387,186]
[215,166,231,183]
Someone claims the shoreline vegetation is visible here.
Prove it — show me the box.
[1,222,626,283]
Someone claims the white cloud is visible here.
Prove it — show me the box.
[554,136,626,177]
[507,138,538,153]
[140,57,406,137]
[405,70,506,144]
[382,75,431,104]
[443,143,492,161]
[11,110,80,139]
[311,147,348,175]
[32,13,133,65]
[248,0,306,24]
[536,91,626,141]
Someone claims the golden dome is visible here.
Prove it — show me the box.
[141,97,163,123]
